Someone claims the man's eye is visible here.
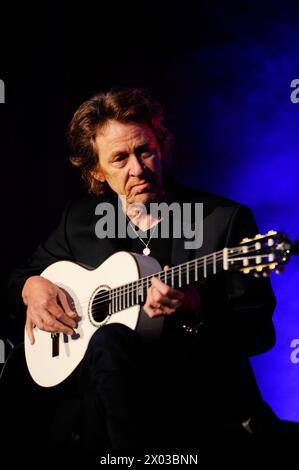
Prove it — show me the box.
[114,154,127,162]
[141,150,153,158]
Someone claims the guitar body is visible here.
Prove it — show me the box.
[24,251,163,388]
[24,230,292,388]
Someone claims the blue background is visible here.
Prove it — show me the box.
[165,19,299,421]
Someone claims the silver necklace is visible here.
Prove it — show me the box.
[127,218,159,256]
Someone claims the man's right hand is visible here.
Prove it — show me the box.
[22,276,78,345]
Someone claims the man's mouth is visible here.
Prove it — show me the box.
[134,182,150,189]
[132,182,152,193]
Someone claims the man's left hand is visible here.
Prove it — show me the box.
[143,265,202,318]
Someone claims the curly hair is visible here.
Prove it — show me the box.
[68,88,173,196]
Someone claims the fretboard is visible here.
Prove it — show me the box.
[109,249,228,315]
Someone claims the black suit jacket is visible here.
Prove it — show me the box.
[8,182,276,422]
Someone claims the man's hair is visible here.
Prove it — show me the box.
[68,88,173,196]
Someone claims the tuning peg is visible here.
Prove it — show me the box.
[242,268,251,274]
[241,237,251,244]
[267,230,277,236]
[254,234,263,240]
[255,266,263,272]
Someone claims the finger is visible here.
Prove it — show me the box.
[163,265,170,272]
[151,277,184,299]
[57,290,77,318]
[25,317,35,345]
[31,309,74,336]
[48,301,77,328]
[46,317,74,335]
[150,276,182,297]
[150,305,176,317]
[159,305,176,315]
[153,297,182,309]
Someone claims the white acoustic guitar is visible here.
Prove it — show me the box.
[25,231,291,387]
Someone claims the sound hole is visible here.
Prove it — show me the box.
[91,288,111,324]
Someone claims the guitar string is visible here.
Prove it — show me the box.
[70,247,275,312]
[66,250,224,311]
[90,252,275,314]
[87,244,276,309]
[69,248,225,308]
[71,248,277,311]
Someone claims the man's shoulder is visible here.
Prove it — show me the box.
[64,192,111,224]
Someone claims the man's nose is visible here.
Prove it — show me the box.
[128,154,145,177]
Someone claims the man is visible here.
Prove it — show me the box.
[6,88,277,450]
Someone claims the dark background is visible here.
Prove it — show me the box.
[0,0,299,421]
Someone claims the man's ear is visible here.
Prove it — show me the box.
[92,166,105,182]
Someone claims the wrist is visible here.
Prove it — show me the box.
[22,276,41,304]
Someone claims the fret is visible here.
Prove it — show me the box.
[140,281,144,303]
[125,284,128,309]
[147,277,150,295]
[122,285,125,310]
[119,287,122,311]
[109,290,111,316]
[164,270,167,284]
[213,253,217,274]
[178,265,182,288]
[135,282,139,305]
[131,282,134,306]
[186,262,190,285]
[195,258,198,282]
[203,256,207,278]
[171,268,174,288]
[115,287,118,312]
[127,283,130,307]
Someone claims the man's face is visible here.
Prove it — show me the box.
[94,120,163,206]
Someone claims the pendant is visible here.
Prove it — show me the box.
[143,247,151,256]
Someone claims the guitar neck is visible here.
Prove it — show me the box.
[150,249,226,290]
[109,249,228,314]
[101,231,292,315]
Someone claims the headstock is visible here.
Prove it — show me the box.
[227,230,292,277]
